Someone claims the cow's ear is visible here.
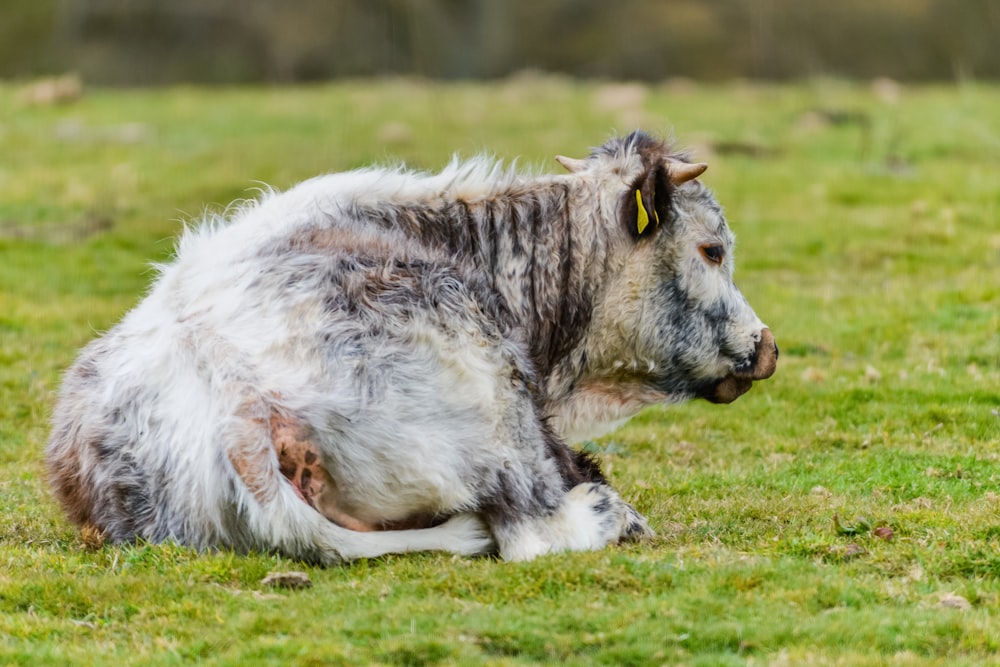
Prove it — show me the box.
[624,165,670,240]
[623,161,707,240]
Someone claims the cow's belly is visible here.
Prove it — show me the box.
[273,409,492,530]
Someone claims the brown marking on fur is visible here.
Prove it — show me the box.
[226,444,277,506]
[227,400,280,506]
[285,226,393,259]
[46,431,96,529]
[578,379,670,415]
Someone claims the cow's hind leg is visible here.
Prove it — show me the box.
[224,394,496,563]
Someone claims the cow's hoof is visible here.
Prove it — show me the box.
[620,503,654,542]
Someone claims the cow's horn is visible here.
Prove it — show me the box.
[667,162,708,186]
[555,155,587,173]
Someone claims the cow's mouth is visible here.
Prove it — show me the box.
[701,375,755,404]
[699,328,779,404]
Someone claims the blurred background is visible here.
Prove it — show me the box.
[2,0,999,85]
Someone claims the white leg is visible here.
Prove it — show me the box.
[491,483,653,562]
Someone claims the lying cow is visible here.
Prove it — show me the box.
[46,131,777,563]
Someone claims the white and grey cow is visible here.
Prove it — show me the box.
[47,131,777,563]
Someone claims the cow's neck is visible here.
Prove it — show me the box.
[459,182,599,390]
[352,180,604,400]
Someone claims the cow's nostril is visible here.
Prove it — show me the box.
[773,342,779,360]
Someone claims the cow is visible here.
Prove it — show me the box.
[46,131,777,563]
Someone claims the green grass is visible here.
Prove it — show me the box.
[1,77,999,665]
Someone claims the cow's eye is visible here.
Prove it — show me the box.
[699,244,725,265]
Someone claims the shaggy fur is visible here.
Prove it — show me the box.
[47,131,777,563]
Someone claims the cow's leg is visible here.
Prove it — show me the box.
[489,482,653,562]
[223,393,496,563]
[476,411,653,561]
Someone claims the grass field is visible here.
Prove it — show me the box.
[1,77,998,665]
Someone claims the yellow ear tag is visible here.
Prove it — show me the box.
[635,189,650,234]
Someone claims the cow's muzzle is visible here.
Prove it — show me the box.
[703,328,779,404]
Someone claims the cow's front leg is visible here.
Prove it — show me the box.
[488,482,653,562]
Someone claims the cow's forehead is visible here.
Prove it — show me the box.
[674,186,734,242]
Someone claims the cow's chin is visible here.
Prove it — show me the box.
[699,375,754,404]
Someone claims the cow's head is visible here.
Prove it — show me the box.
[557,131,777,408]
